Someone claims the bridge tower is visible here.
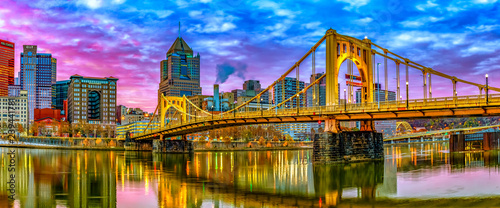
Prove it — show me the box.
[324,29,375,132]
[158,92,187,128]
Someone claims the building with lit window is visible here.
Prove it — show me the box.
[273,77,305,108]
[52,80,69,111]
[0,39,14,96]
[67,75,118,135]
[355,83,396,103]
[116,120,160,139]
[19,45,57,122]
[8,84,21,97]
[159,34,202,97]
[0,90,28,132]
[306,73,326,107]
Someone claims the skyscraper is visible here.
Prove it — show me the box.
[159,33,202,97]
[273,77,305,108]
[0,39,15,96]
[20,45,57,122]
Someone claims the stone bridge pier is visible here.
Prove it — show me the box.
[313,130,384,163]
[152,135,192,153]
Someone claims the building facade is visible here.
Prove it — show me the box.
[19,45,57,122]
[52,80,69,112]
[355,83,396,103]
[116,120,160,139]
[8,85,21,97]
[306,73,326,107]
[115,105,127,125]
[67,75,118,135]
[159,35,202,97]
[34,108,66,122]
[243,80,261,91]
[187,95,211,109]
[0,40,14,96]
[273,77,305,108]
[0,90,28,132]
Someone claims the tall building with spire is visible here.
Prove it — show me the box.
[159,24,202,98]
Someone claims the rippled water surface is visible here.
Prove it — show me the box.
[1,142,500,207]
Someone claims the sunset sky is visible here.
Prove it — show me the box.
[1,0,499,111]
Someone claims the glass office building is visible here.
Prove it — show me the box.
[52,80,70,113]
[20,45,57,122]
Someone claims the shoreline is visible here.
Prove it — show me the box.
[0,142,312,152]
[0,144,126,151]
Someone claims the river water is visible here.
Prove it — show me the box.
[0,142,499,207]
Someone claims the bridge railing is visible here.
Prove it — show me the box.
[133,94,500,139]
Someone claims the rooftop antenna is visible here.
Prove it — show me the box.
[178,21,181,39]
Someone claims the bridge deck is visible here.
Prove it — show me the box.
[134,94,500,140]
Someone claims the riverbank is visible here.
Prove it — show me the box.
[0,140,313,152]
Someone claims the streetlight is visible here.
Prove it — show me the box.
[486,74,489,104]
[211,105,214,120]
[344,89,347,111]
[406,81,409,109]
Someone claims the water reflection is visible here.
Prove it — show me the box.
[0,143,499,207]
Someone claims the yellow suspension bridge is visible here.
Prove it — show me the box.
[133,29,500,141]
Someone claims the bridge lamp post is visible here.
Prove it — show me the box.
[486,74,489,104]
[344,89,347,111]
[211,105,214,120]
[406,81,409,109]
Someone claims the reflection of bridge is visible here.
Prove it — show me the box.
[385,124,500,142]
[134,29,500,141]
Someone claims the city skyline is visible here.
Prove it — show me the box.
[1,0,499,111]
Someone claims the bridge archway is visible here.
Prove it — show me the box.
[159,94,187,128]
[396,121,413,134]
[324,29,374,132]
[325,29,374,106]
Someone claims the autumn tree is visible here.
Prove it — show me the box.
[30,122,39,136]
[16,124,24,133]
[52,120,59,136]
[96,125,104,138]
[258,136,266,146]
